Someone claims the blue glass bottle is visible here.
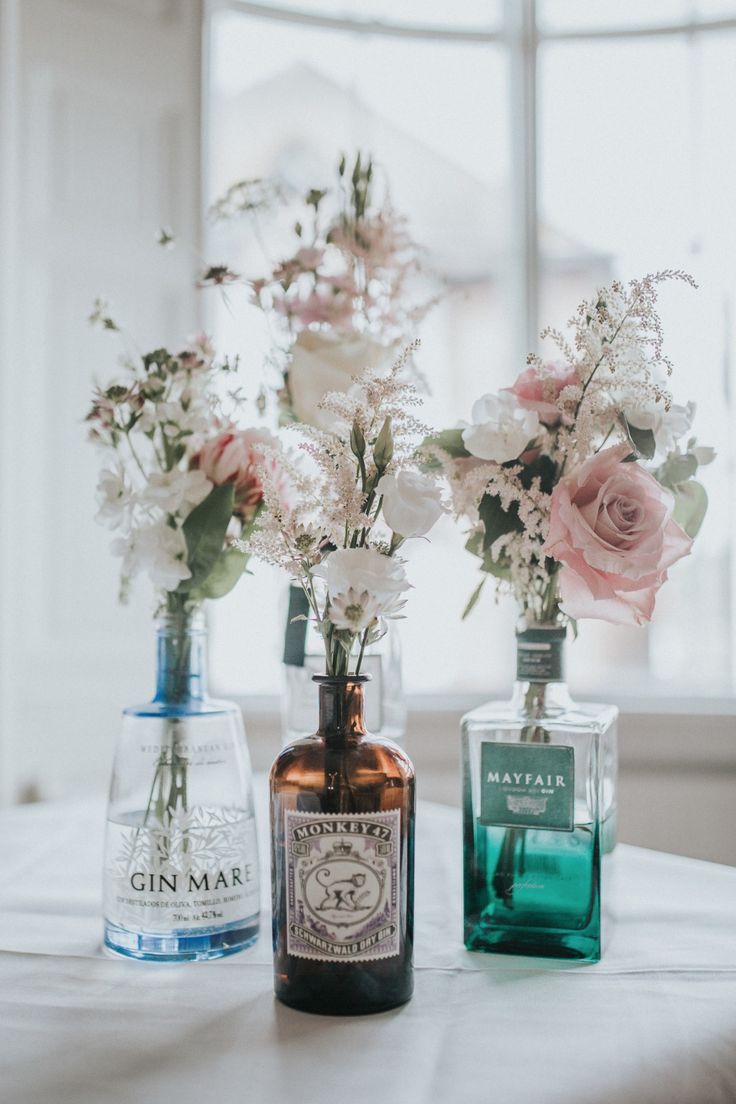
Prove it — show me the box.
[103,607,260,960]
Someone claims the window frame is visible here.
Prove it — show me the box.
[203,0,736,714]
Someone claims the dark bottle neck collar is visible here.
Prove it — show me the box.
[154,608,208,705]
[513,623,570,716]
[314,676,370,742]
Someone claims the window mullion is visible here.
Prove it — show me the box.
[506,0,539,361]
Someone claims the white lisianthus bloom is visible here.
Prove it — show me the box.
[95,468,134,530]
[461,392,539,463]
[140,469,212,517]
[376,471,444,538]
[624,399,696,459]
[288,331,393,429]
[315,546,410,606]
[112,522,191,591]
[327,588,382,633]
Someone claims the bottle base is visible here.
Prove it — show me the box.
[103,915,260,962]
[274,988,413,1016]
[464,921,599,963]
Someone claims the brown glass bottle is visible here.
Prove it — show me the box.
[270,675,415,1015]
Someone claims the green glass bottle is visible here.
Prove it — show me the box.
[462,623,615,962]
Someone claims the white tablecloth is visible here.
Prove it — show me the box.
[1,780,735,1104]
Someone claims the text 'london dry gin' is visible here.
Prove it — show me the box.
[462,624,615,962]
[270,676,414,1014]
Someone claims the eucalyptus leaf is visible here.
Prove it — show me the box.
[622,417,656,460]
[478,492,523,551]
[178,484,235,593]
[672,480,708,539]
[192,545,249,600]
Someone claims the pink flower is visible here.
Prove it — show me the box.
[542,445,693,626]
[504,362,579,426]
[194,428,283,519]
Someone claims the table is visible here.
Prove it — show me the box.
[1,782,735,1104]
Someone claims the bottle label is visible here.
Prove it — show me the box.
[480,743,574,831]
[104,808,260,931]
[516,628,565,682]
[285,810,401,963]
[283,585,311,667]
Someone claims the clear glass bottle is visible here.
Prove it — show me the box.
[281,584,406,745]
[270,674,414,1015]
[462,623,616,962]
[103,607,260,961]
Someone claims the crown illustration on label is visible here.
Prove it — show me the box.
[328,840,354,857]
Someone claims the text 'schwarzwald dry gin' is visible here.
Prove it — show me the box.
[462,623,616,962]
[270,675,414,1014]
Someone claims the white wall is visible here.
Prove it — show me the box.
[0,0,203,803]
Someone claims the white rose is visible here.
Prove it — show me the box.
[461,392,539,463]
[288,331,393,430]
[376,471,444,538]
[315,546,410,604]
[625,399,695,459]
[112,522,191,591]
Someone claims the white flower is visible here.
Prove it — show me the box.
[376,471,444,538]
[461,392,539,463]
[140,469,212,517]
[112,522,191,591]
[327,588,382,633]
[625,399,695,459]
[288,331,393,429]
[316,546,410,604]
[95,468,134,530]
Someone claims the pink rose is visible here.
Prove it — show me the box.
[542,444,692,626]
[504,362,579,426]
[194,428,282,518]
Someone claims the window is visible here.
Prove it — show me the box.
[205,1,736,704]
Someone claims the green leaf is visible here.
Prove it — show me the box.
[422,428,471,460]
[672,480,708,539]
[656,452,698,488]
[462,577,486,620]
[178,484,235,593]
[192,545,249,600]
[518,453,557,494]
[622,416,656,460]
[479,551,512,581]
[478,492,523,551]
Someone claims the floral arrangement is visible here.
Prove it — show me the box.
[247,347,444,676]
[427,272,713,628]
[86,302,283,616]
[210,153,436,428]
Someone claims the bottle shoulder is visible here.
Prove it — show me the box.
[270,733,415,788]
[123,696,237,719]
[461,696,618,735]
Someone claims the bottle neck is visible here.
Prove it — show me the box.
[316,677,369,743]
[512,623,571,717]
[154,607,208,704]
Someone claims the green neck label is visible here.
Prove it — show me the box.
[283,585,310,667]
[480,742,574,831]
[516,627,566,683]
